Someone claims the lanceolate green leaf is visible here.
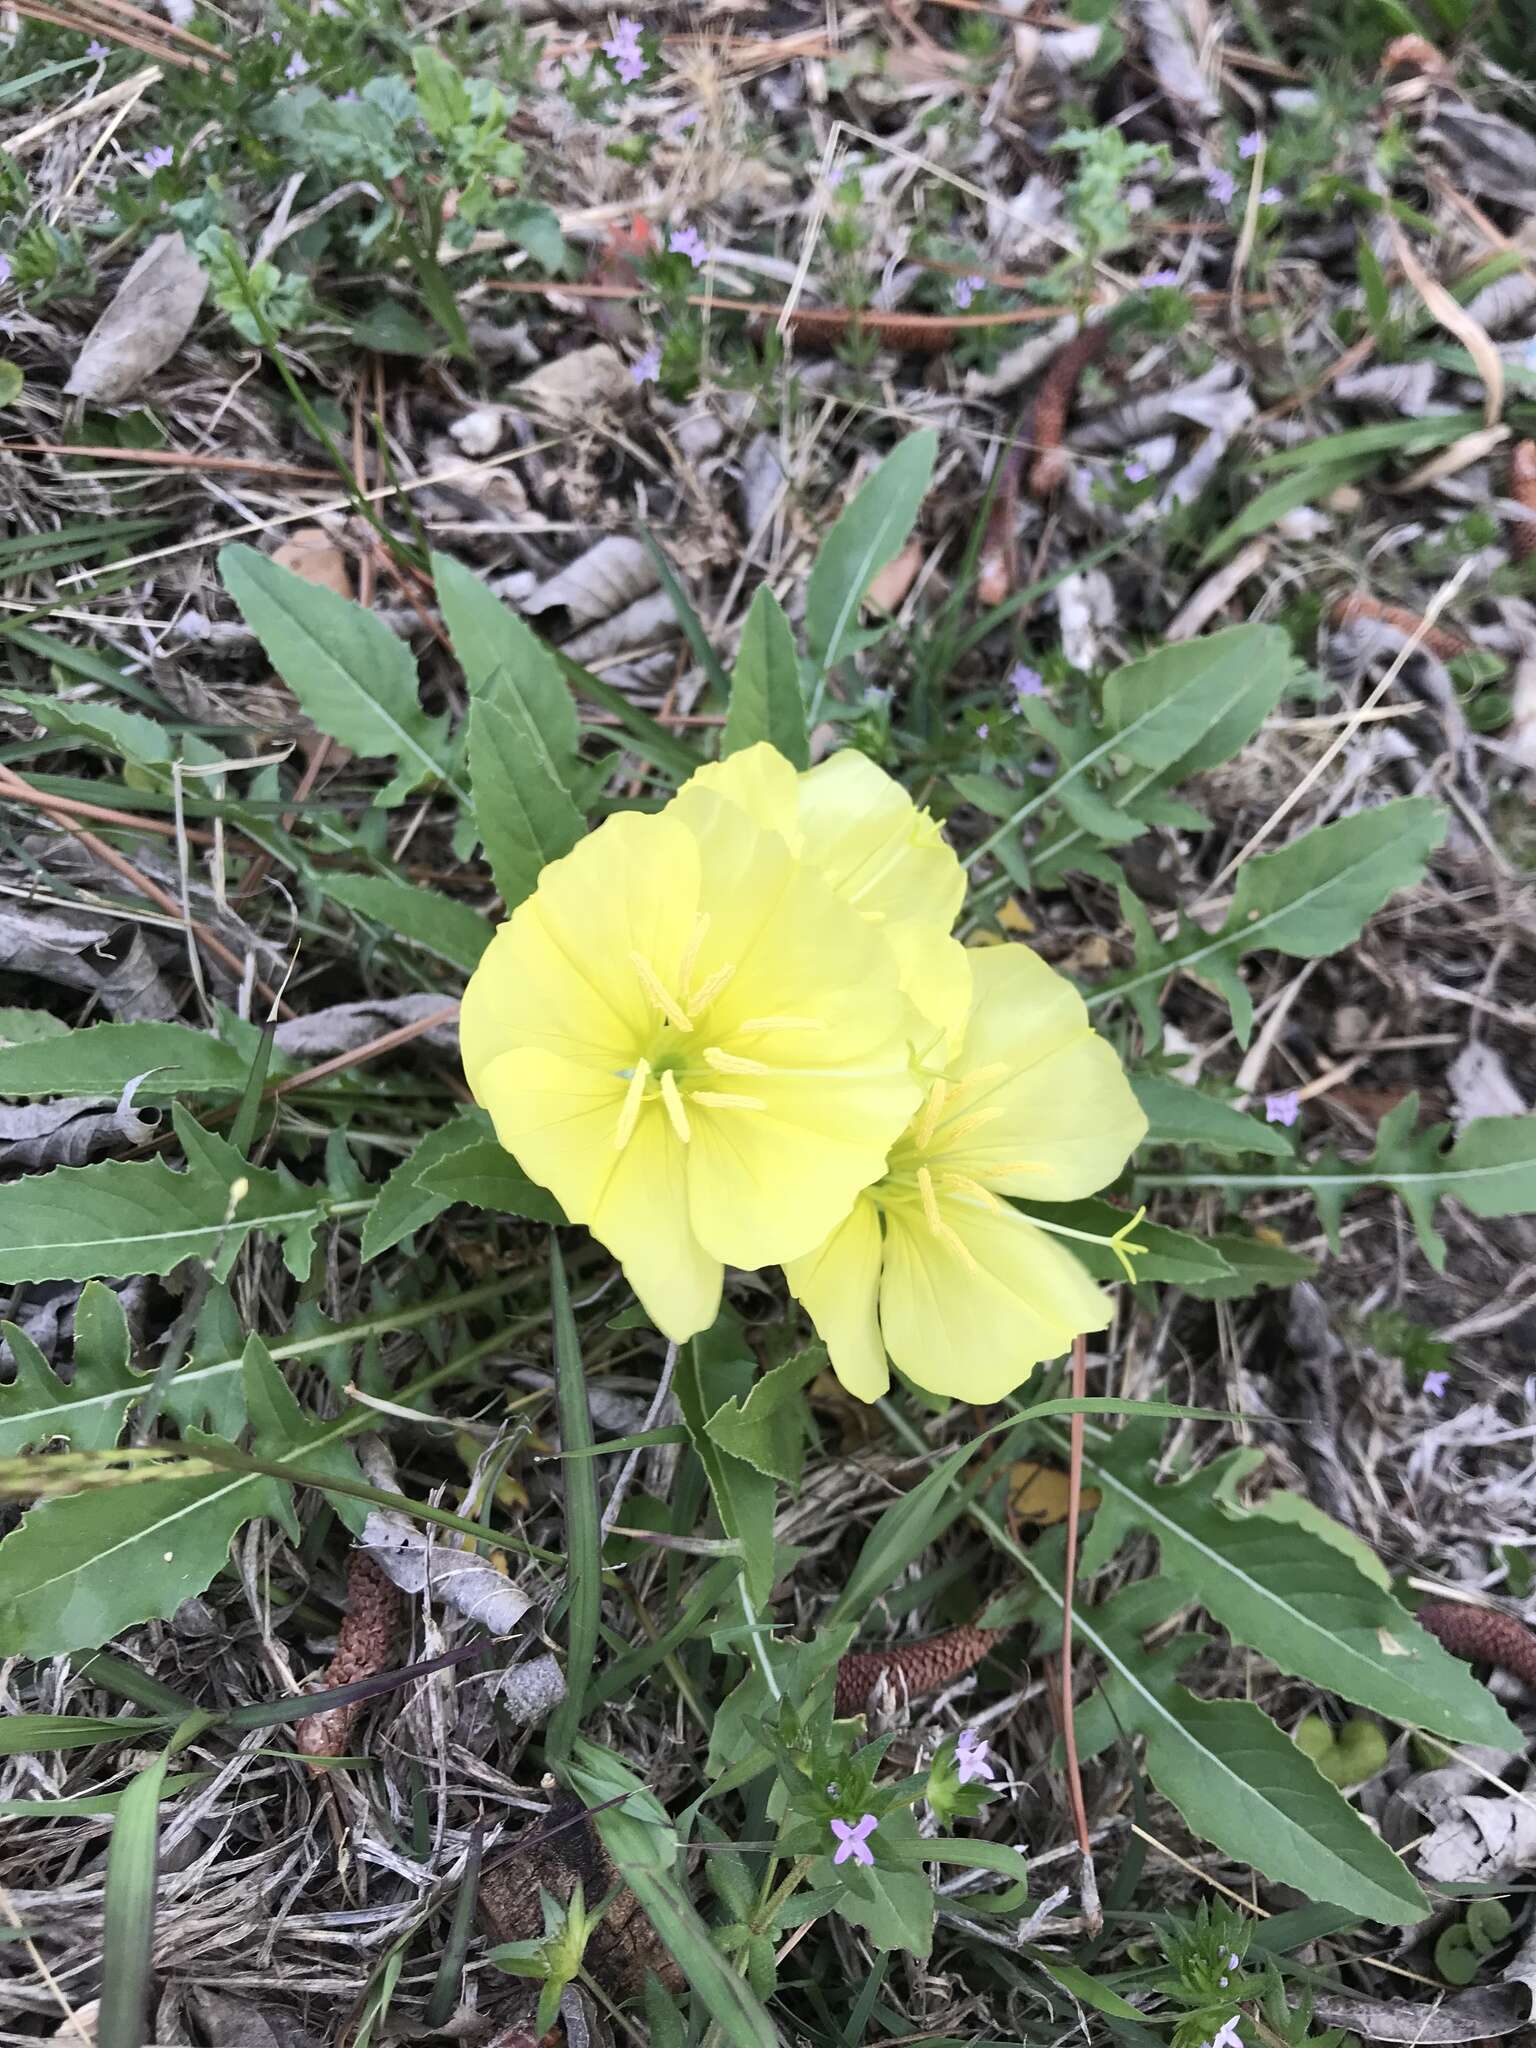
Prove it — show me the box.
[465,697,586,911]
[724,584,807,768]
[0,1340,365,1657]
[806,431,937,688]
[323,870,491,974]
[1138,1096,1536,1272]
[220,543,465,806]
[416,1137,566,1222]
[360,1114,487,1261]
[1091,798,1447,1043]
[0,1283,146,1454]
[0,1020,260,1101]
[676,1312,776,1610]
[0,1106,326,1286]
[1132,1075,1294,1159]
[1065,1419,1519,1749]
[432,551,580,767]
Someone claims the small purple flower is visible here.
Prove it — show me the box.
[1238,131,1262,160]
[340,87,359,102]
[86,37,109,58]
[956,1728,997,1786]
[270,27,282,41]
[631,344,662,386]
[613,48,645,83]
[1258,185,1283,206]
[284,51,309,80]
[603,14,643,60]
[1423,1369,1451,1399]
[1229,1955,1241,1972]
[664,106,701,137]
[1206,2019,1244,2048]
[830,1814,878,1867]
[1206,167,1236,205]
[976,722,990,741]
[1264,1090,1300,1128]
[953,272,986,310]
[1009,662,1044,703]
[1142,266,1180,289]
[140,145,173,173]
[1123,459,1149,483]
[669,223,707,268]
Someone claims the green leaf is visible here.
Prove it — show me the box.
[1013,1197,1235,1288]
[0,1340,363,1656]
[1197,459,1373,567]
[1132,1075,1295,1158]
[567,1742,778,2048]
[676,1312,777,1609]
[805,431,937,684]
[1180,1231,1317,1300]
[1256,413,1484,472]
[0,1104,324,1286]
[416,1136,566,1222]
[501,200,565,270]
[1142,1097,1536,1273]
[1242,1488,1393,1594]
[704,1342,822,1486]
[100,1740,184,2048]
[220,544,464,806]
[1069,1420,1518,1747]
[0,1284,146,1454]
[412,43,472,136]
[360,1114,487,1260]
[465,698,586,910]
[1060,1579,1427,1924]
[546,1237,602,1760]
[323,871,490,974]
[825,1437,980,1630]
[3,691,217,774]
[0,1020,258,1100]
[433,551,580,766]
[1091,798,1448,1044]
[0,362,22,407]
[350,301,439,356]
[723,584,807,769]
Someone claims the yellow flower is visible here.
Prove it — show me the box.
[680,744,971,1054]
[785,944,1148,1404]
[461,789,923,1343]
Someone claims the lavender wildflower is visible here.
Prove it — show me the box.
[1259,185,1283,205]
[830,1814,878,1867]
[140,145,174,173]
[956,1728,997,1786]
[86,38,109,58]
[1238,131,1262,159]
[1123,458,1149,483]
[284,51,309,80]
[1264,1090,1300,1128]
[1142,266,1180,288]
[670,223,707,267]
[630,344,662,386]
[1423,1369,1450,1399]
[976,723,990,742]
[1206,167,1236,205]
[953,273,986,310]
[1008,662,1044,704]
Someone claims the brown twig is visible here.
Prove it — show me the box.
[294,1554,403,1761]
[0,776,215,847]
[977,323,1112,605]
[1509,440,1536,562]
[1328,592,1470,662]
[76,0,225,57]
[0,760,294,1015]
[266,1004,461,1100]
[3,442,334,481]
[834,1621,1008,1717]
[6,0,208,69]
[1417,1602,1536,1692]
[1058,1334,1096,1915]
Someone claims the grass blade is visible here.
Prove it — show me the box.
[545,1234,601,1760]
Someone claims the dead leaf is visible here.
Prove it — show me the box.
[1505,654,1536,773]
[358,1510,535,1634]
[1449,1043,1526,1126]
[64,233,208,404]
[492,1652,567,1725]
[560,589,678,666]
[272,993,460,1059]
[1416,1792,1536,1885]
[271,527,351,599]
[515,342,631,417]
[1388,215,1503,426]
[525,535,659,626]
[1430,102,1536,210]
[865,541,924,616]
[1008,1460,1100,1528]
[995,898,1036,935]
[1136,0,1219,116]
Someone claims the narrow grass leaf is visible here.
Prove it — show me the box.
[100,1715,215,2048]
[545,1236,602,1760]
[806,431,937,685]
[724,584,808,768]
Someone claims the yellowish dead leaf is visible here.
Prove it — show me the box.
[272,527,352,599]
[864,540,924,616]
[996,897,1036,935]
[1008,1460,1099,1528]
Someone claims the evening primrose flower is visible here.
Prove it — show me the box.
[461,790,922,1343]
[785,944,1146,1403]
[679,743,971,1055]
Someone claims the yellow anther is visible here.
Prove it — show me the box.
[916,1167,978,1271]
[630,953,693,1033]
[948,1061,1010,1101]
[678,912,710,995]
[703,1046,772,1076]
[940,1105,1008,1147]
[985,1158,1052,1180]
[938,1172,1005,1212]
[659,1068,692,1143]
[691,1091,766,1111]
[737,1015,823,1033]
[614,1058,651,1151]
[915,1078,948,1150]
[687,963,736,1015]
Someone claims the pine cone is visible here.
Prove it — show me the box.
[294,1553,402,1759]
[834,1622,1009,1718]
[1417,1602,1536,1693]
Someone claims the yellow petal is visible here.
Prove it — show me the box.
[933,944,1147,1199]
[471,1046,629,1226]
[673,743,803,851]
[879,1193,1110,1403]
[592,1108,723,1340]
[886,921,972,1058]
[798,749,966,934]
[784,1196,889,1402]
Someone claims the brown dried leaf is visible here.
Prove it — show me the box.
[64,234,208,403]
[864,540,924,615]
[516,342,631,416]
[271,528,352,599]
[524,535,658,625]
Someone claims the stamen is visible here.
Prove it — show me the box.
[614,1058,651,1151]
[983,1157,1052,1179]
[737,1015,824,1033]
[938,1173,1005,1212]
[678,912,710,995]
[687,963,736,1015]
[939,1105,1008,1146]
[947,1061,1010,1101]
[703,1046,772,1076]
[916,1166,979,1272]
[630,953,693,1033]
[915,1079,949,1151]
[691,1091,766,1111]
[659,1068,692,1143]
